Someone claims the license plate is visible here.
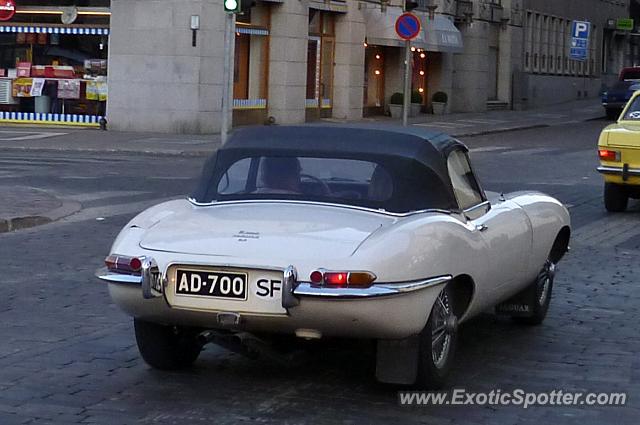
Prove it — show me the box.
[175,269,247,300]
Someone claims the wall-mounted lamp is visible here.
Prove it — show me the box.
[426,5,438,20]
[500,17,510,31]
[464,11,473,25]
[191,15,200,47]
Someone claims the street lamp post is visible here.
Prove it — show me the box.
[221,0,240,145]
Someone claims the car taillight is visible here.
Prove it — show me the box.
[105,255,143,274]
[309,270,377,288]
[599,149,621,162]
[324,272,348,286]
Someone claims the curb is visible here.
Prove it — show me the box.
[0,200,81,234]
[0,146,212,158]
[455,124,551,138]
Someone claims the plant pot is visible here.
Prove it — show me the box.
[389,104,403,119]
[410,103,422,117]
[432,102,447,115]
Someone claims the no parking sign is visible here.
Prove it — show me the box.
[395,12,421,41]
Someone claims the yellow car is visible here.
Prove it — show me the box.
[598,90,640,211]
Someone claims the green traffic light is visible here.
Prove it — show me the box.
[224,0,239,12]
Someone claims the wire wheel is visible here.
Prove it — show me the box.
[431,289,456,370]
[537,260,555,307]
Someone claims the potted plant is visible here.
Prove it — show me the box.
[432,91,448,115]
[389,92,403,118]
[411,90,423,117]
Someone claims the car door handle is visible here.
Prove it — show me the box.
[475,224,488,232]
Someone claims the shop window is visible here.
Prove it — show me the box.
[234,32,268,109]
[0,29,109,125]
[306,12,335,114]
[412,49,427,105]
[363,46,385,111]
[233,7,269,111]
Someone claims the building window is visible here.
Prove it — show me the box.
[364,46,385,111]
[306,10,335,113]
[233,8,269,111]
[0,6,110,126]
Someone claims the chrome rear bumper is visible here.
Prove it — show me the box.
[597,165,640,181]
[97,267,450,301]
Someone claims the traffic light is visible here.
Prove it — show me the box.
[224,0,241,14]
[405,0,419,11]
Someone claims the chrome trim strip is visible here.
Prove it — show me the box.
[187,198,453,218]
[95,267,143,285]
[463,200,491,214]
[292,275,452,298]
[597,166,640,176]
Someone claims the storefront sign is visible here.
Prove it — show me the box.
[395,12,421,41]
[0,0,16,22]
[617,18,634,31]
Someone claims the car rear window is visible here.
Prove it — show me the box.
[622,70,640,81]
[216,156,394,205]
[623,97,640,120]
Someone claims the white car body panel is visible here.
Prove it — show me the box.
[101,190,570,339]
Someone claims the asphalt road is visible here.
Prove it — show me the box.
[1,120,638,424]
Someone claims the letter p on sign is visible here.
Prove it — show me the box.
[573,21,590,38]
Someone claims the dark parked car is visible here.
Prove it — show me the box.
[603,67,640,120]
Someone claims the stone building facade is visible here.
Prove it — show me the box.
[518,0,632,109]
[107,0,634,133]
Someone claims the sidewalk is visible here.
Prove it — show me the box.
[0,98,605,157]
[330,97,605,137]
[0,186,80,233]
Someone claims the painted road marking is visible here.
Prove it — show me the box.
[500,147,554,156]
[63,190,153,203]
[469,146,509,153]
[61,196,181,223]
[457,119,508,124]
[0,131,67,141]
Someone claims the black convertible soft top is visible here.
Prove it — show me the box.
[191,125,468,213]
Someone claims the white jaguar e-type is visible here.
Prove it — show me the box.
[97,126,570,389]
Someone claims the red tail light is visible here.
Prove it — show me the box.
[599,149,620,162]
[309,270,377,288]
[310,270,323,284]
[105,255,143,274]
[324,272,348,286]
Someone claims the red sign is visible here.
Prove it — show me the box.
[0,0,16,21]
[395,12,421,41]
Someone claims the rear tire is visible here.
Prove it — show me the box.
[134,319,203,370]
[604,183,628,212]
[415,285,458,389]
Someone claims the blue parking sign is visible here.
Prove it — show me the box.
[570,21,590,61]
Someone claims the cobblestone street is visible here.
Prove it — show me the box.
[0,120,638,424]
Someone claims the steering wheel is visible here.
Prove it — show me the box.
[300,174,331,196]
